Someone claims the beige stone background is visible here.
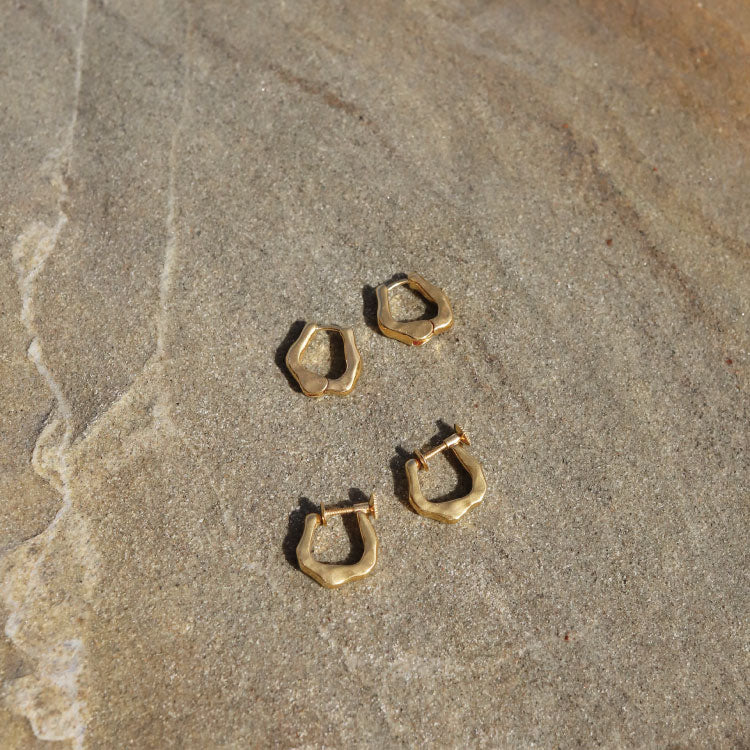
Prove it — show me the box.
[1,1,749,747]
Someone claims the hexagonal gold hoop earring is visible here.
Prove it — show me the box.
[285,322,362,397]
[296,496,379,588]
[405,425,487,523]
[375,272,453,346]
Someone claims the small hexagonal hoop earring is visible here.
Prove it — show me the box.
[285,322,362,397]
[375,272,453,346]
[405,424,487,523]
[296,495,379,588]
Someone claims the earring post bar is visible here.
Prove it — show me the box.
[320,495,377,524]
[415,425,470,470]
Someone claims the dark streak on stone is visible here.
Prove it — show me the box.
[193,22,395,156]
[270,63,358,117]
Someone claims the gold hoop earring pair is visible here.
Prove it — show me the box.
[296,425,486,589]
[285,272,453,398]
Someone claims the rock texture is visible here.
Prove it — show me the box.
[1,1,748,747]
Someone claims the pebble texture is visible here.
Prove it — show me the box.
[1,1,748,747]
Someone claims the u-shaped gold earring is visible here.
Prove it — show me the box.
[405,425,487,523]
[296,495,379,588]
[285,322,362,397]
[375,273,453,346]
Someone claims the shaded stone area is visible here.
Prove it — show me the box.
[1,1,748,747]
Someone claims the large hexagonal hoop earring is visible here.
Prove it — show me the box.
[375,272,453,346]
[405,425,487,523]
[285,322,362,397]
[296,495,379,588]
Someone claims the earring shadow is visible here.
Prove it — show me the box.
[283,496,318,568]
[362,273,410,334]
[275,319,307,393]
[390,445,416,512]
[320,329,347,380]
[434,419,455,439]
[429,448,474,503]
[362,284,380,333]
[395,286,438,322]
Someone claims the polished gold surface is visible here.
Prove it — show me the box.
[407,425,487,523]
[375,272,453,346]
[296,495,378,588]
[285,322,362,397]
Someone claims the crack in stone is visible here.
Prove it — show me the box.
[1,1,91,747]
[3,13,196,738]
[152,2,192,431]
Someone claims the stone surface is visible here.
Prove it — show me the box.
[1,1,749,747]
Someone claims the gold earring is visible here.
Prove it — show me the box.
[375,272,453,346]
[405,425,487,523]
[296,495,379,588]
[285,322,362,397]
